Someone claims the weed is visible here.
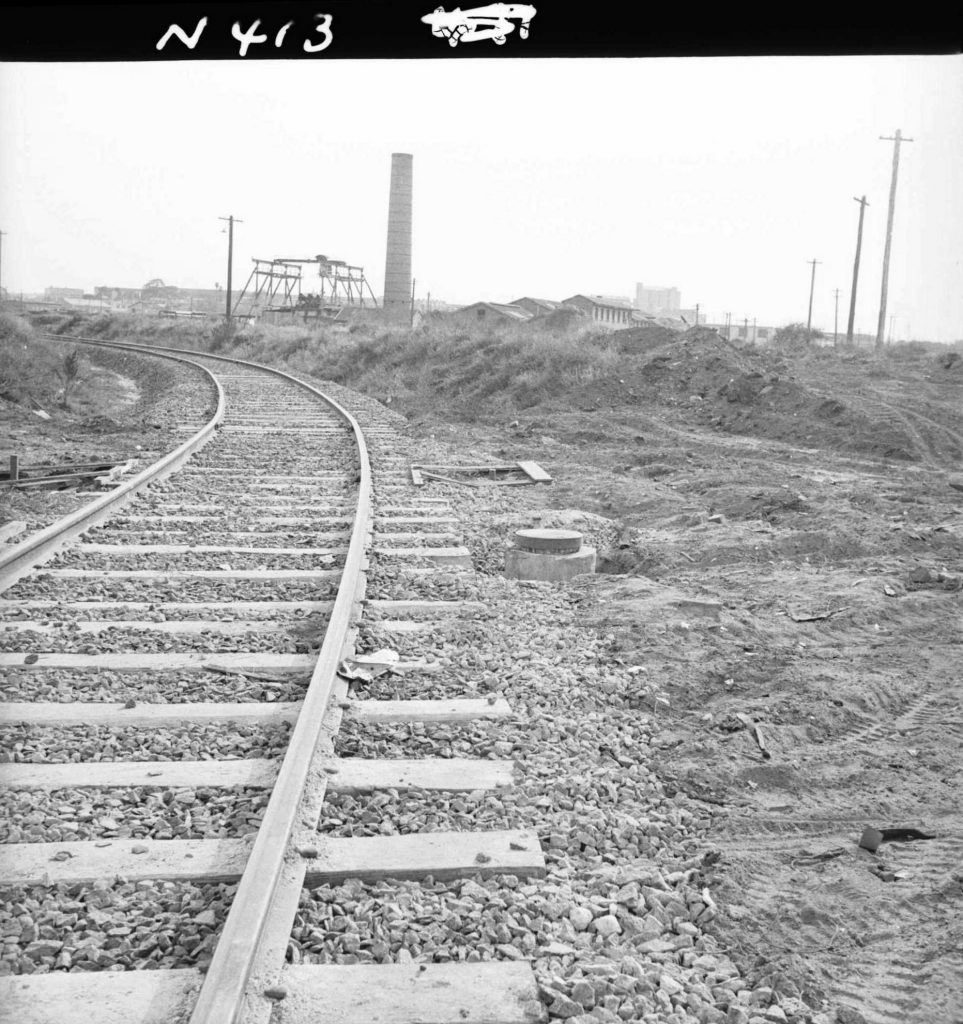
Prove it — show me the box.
[56,350,84,409]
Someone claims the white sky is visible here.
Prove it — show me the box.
[2,55,961,340]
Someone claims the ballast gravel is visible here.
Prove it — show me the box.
[5,577,337,603]
[0,880,234,975]
[0,667,310,703]
[45,552,345,572]
[0,722,291,764]
[0,626,317,655]
[0,368,819,1020]
[0,786,270,844]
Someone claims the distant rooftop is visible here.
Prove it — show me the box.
[566,294,635,310]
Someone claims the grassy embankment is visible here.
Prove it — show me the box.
[40,310,637,425]
[1,312,178,422]
[34,309,963,441]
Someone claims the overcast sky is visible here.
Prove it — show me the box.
[2,55,961,340]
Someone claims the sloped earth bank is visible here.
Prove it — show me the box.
[0,352,217,535]
[380,345,963,1024]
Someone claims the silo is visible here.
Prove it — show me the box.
[383,153,413,322]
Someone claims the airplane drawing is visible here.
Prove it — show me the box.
[421,4,537,47]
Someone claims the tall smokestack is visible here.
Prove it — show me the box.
[383,153,413,322]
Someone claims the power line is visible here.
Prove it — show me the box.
[876,129,914,351]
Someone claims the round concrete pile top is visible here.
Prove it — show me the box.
[514,528,583,554]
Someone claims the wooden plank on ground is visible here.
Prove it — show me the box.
[374,532,461,545]
[3,620,323,636]
[0,837,253,886]
[180,472,349,482]
[378,516,459,525]
[106,515,354,526]
[0,652,315,672]
[349,698,512,723]
[367,599,485,614]
[304,829,545,884]
[0,600,333,615]
[516,461,552,483]
[0,967,201,1024]
[34,569,340,580]
[73,543,347,556]
[0,757,513,793]
[0,829,544,886]
[410,466,424,486]
[89,531,350,542]
[0,758,278,790]
[416,464,519,473]
[281,962,547,1023]
[375,546,472,568]
[323,758,514,793]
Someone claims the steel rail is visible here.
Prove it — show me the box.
[0,341,225,593]
[33,332,374,1024]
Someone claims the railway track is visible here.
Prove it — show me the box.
[0,340,546,1023]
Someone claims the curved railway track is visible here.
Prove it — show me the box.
[0,339,546,1024]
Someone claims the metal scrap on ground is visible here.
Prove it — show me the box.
[410,460,552,487]
[1,455,134,490]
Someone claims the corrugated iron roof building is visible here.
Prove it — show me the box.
[452,301,534,323]
[560,294,634,328]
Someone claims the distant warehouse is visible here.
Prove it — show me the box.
[560,294,635,329]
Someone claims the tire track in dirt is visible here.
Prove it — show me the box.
[830,833,963,1024]
[712,813,963,1024]
[815,382,963,469]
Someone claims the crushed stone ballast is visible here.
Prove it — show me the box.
[0,338,540,1024]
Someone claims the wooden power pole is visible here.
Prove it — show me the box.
[876,129,913,351]
[218,215,242,324]
[833,288,840,347]
[846,195,869,346]
[806,259,821,338]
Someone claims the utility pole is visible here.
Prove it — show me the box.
[0,229,7,303]
[806,259,821,339]
[694,303,700,327]
[846,195,869,346]
[752,317,757,343]
[410,277,416,329]
[876,129,913,351]
[724,312,731,339]
[218,215,242,324]
[833,288,840,347]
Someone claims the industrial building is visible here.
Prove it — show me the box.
[452,301,533,323]
[560,294,635,328]
[510,297,562,317]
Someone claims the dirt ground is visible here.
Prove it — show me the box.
[420,335,963,1024]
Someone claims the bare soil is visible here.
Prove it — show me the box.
[412,336,963,1024]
